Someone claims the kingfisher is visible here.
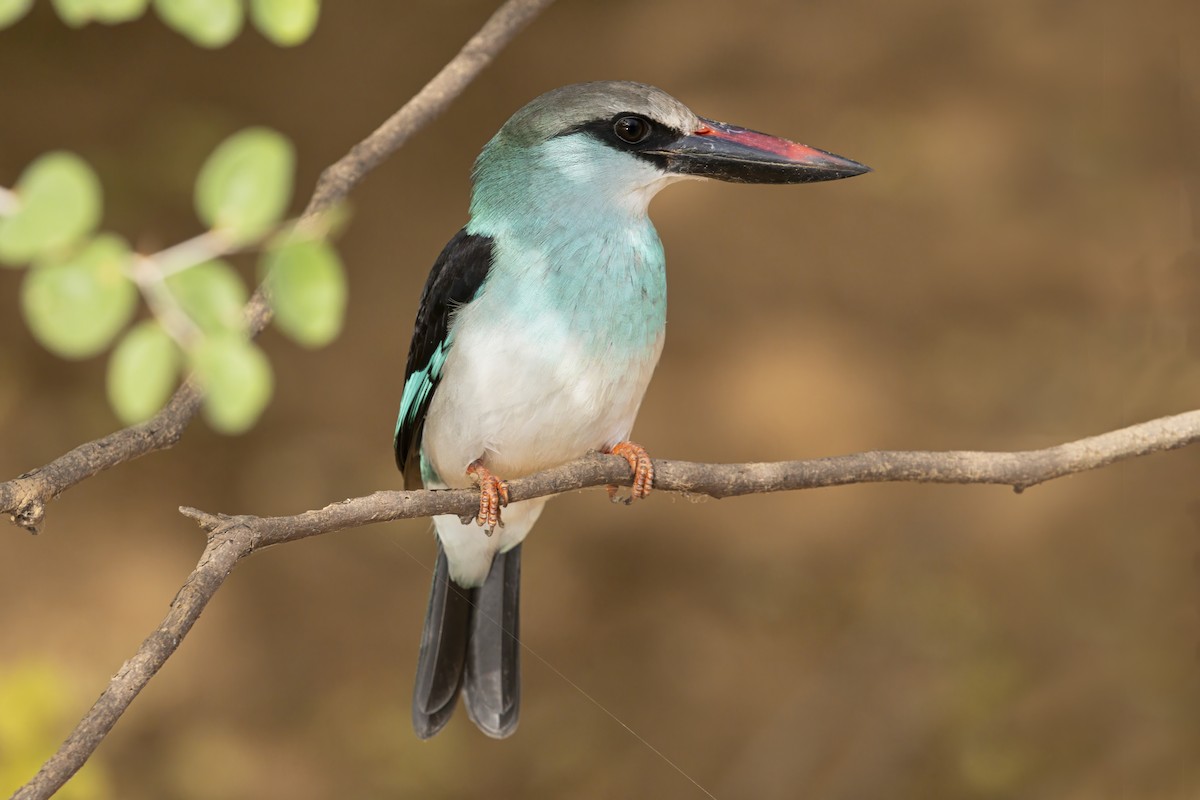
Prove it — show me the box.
[396,80,869,739]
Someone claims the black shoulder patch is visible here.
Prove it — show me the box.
[395,229,495,486]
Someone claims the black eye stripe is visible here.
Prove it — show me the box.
[553,115,683,170]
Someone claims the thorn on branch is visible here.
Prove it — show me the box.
[179,506,226,533]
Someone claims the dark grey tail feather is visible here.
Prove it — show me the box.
[412,543,522,739]
[412,545,472,739]
[464,544,522,738]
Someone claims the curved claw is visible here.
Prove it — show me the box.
[466,459,509,535]
[605,441,654,502]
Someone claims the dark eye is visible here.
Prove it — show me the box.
[613,115,652,144]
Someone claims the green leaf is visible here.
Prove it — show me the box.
[0,0,33,29]
[93,0,149,23]
[153,0,243,47]
[194,127,294,244]
[166,259,248,334]
[49,0,90,26]
[49,0,146,24]
[0,152,103,266]
[192,334,273,433]
[107,321,181,424]
[249,0,318,45]
[20,235,137,359]
[260,238,345,347]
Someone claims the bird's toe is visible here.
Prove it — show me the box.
[607,441,654,501]
[467,459,508,534]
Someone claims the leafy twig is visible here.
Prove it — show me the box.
[0,0,558,537]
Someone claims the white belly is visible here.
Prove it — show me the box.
[423,304,664,486]
[422,301,663,588]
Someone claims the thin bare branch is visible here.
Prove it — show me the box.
[8,530,247,800]
[12,409,1199,800]
[0,384,202,534]
[1,0,557,537]
[301,0,557,221]
[181,408,1200,549]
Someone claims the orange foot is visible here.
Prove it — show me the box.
[605,441,654,504]
[466,459,509,535]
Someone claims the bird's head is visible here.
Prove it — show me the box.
[470,81,869,221]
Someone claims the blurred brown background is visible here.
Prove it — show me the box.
[2,0,1199,797]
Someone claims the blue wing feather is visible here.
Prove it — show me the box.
[395,229,495,487]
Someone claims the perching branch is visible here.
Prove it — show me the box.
[185,407,1200,544]
[12,409,1200,800]
[0,0,557,536]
